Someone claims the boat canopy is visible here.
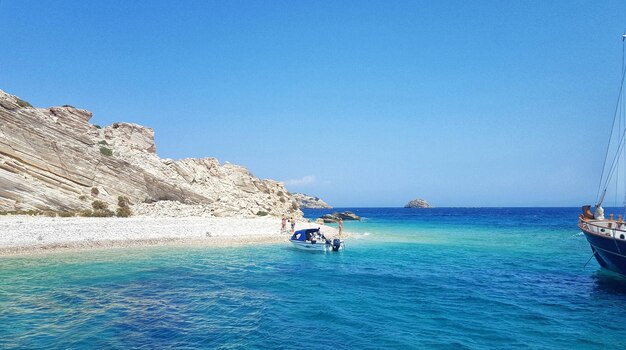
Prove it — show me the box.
[291,228,320,241]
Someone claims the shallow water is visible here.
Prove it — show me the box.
[2,208,626,349]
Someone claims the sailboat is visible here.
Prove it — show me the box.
[579,34,626,276]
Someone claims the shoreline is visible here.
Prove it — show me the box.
[0,216,338,257]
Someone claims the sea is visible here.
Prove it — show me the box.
[1,207,626,349]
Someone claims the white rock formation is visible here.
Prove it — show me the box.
[404,198,432,208]
[0,89,301,217]
[292,193,332,209]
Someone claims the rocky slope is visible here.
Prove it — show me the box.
[404,198,432,208]
[0,89,301,217]
[292,193,332,209]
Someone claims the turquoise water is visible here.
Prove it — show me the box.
[2,207,626,349]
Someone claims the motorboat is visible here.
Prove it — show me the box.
[289,228,344,252]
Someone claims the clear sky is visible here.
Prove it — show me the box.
[2,1,626,207]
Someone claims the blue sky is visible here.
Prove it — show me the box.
[2,1,626,207]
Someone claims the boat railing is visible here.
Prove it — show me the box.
[579,217,626,240]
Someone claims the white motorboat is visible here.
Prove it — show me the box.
[289,228,344,252]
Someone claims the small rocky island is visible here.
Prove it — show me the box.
[292,193,332,209]
[404,198,432,208]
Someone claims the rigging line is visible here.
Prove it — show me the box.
[614,234,623,255]
[619,85,624,207]
[596,36,626,204]
[618,91,621,207]
[617,110,620,207]
[600,122,626,192]
[615,29,626,211]
[603,130,626,192]
[596,45,626,205]
[597,139,624,206]
[600,128,626,197]
[616,86,626,209]
[583,250,596,268]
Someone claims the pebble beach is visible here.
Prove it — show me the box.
[0,216,337,256]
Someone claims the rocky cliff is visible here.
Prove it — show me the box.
[292,193,332,209]
[0,89,301,217]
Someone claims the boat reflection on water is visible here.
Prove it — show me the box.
[590,270,626,296]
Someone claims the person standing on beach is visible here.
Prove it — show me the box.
[290,217,296,233]
[338,218,343,236]
[281,217,287,232]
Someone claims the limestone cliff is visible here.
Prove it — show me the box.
[292,193,332,209]
[0,89,301,217]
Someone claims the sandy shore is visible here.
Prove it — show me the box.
[0,216,338,256]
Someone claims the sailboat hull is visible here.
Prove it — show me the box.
[581,222,626,276]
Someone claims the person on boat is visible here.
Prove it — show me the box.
[581,205,594,220]
[319,229,326,241]
[338,218,343,236]
[281,217,286,231]
[594,206,605,220]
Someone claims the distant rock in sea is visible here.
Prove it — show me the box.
[404,198,432,208]
[292,193,332,209]
[319,211,361,223]
[0,89,302,218]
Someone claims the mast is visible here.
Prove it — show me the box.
[620,31,626,212]
[595,33,626,209]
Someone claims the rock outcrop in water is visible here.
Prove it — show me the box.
[292,193,332,209]
[404,198,432,208]
[0,89,302,217]
[319,211,361,223]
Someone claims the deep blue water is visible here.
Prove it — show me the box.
[2,207,626,349]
